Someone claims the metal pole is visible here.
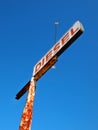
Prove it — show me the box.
[19,77,36,130]
[54,22,59,44]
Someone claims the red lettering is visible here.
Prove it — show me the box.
[70,27,79,36]
[53,42,61,55]
[35,62,41,74]
[61,32,69,46]
[46,50,53,63]
[41,58,45,66]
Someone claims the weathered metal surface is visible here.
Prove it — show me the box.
[19,78,36,130]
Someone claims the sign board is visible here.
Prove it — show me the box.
[16,21,84,100]
[33,21,84,81]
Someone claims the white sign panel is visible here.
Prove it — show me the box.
[33,21,84,81]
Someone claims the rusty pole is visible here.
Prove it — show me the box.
[19,77,36,130]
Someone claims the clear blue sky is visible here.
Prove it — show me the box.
[0,0,98,130]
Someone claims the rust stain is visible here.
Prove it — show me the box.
[19,78,36,130]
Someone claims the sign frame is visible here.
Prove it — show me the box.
[16,21,84,99]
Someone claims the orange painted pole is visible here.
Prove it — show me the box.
[19,77,36,130]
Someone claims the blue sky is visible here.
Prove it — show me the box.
[0,0,98,130]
